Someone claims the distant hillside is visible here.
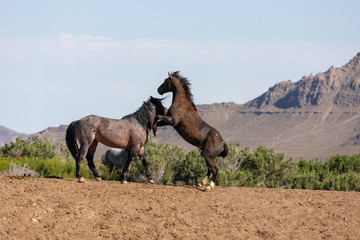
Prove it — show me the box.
[0,126,29,147]
[2,53,360,159]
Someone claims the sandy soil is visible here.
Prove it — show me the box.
[0,176,359,240]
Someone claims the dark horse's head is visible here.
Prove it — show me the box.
[158,72,174,95]
[158,71,197,111]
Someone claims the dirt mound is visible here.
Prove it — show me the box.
[0,176,359,239]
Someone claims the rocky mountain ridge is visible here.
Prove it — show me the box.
[245,52,360,110]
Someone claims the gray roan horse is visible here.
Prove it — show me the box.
[65,96,166,183]
[157,72,228,191]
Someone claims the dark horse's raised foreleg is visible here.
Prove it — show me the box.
[157,115,174,126]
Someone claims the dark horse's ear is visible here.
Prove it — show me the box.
[168,72,172,78]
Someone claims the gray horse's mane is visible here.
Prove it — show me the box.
[171,71,197,111]
[122,97,161,129]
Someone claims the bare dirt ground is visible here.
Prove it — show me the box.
[1,176,359,240]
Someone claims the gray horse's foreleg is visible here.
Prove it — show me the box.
[139,153,154,184]
[120,149,135,184]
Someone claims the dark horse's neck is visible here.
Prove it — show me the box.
[171,80,184,103]
[172,78,197,111]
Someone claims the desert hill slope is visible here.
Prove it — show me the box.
[0,126,29,147]
[2,53,360,159]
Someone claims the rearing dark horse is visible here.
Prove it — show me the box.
[65,96,166,183]
[157,71,228,191]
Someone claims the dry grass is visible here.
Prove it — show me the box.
[0,163,38,177]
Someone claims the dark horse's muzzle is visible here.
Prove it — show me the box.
[157,86,164,95]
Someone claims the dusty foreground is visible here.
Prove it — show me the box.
[0,177,359,240]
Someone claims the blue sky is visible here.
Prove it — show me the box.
[1,0,360,133]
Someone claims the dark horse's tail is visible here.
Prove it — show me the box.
[219,142,228,158]
[65,121,79,159]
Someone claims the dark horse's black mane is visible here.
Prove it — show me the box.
[172,71,197,111]
[122,97,162,129]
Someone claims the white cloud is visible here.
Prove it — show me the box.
[1,34,358,65]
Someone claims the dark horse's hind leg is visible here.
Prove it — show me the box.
[198,165,212,187]
[86,140,101,181]
[200,150,219,191]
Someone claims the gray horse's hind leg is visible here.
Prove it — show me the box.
[86,140,101,181]
[76,145,89,182]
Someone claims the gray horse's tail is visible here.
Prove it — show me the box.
[65,121,79,159]
[219,142,228,158]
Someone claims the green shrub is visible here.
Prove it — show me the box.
[1,137,56,159]
[239,145,297,188]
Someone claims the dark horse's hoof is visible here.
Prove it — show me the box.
[78,177,85,183]
[121,180,128,184]
[148,179,155,184]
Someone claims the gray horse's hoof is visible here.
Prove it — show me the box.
[78,177,85,183]
[148,179,155,184]
[96,177,102,182]
[121,180,128,184]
